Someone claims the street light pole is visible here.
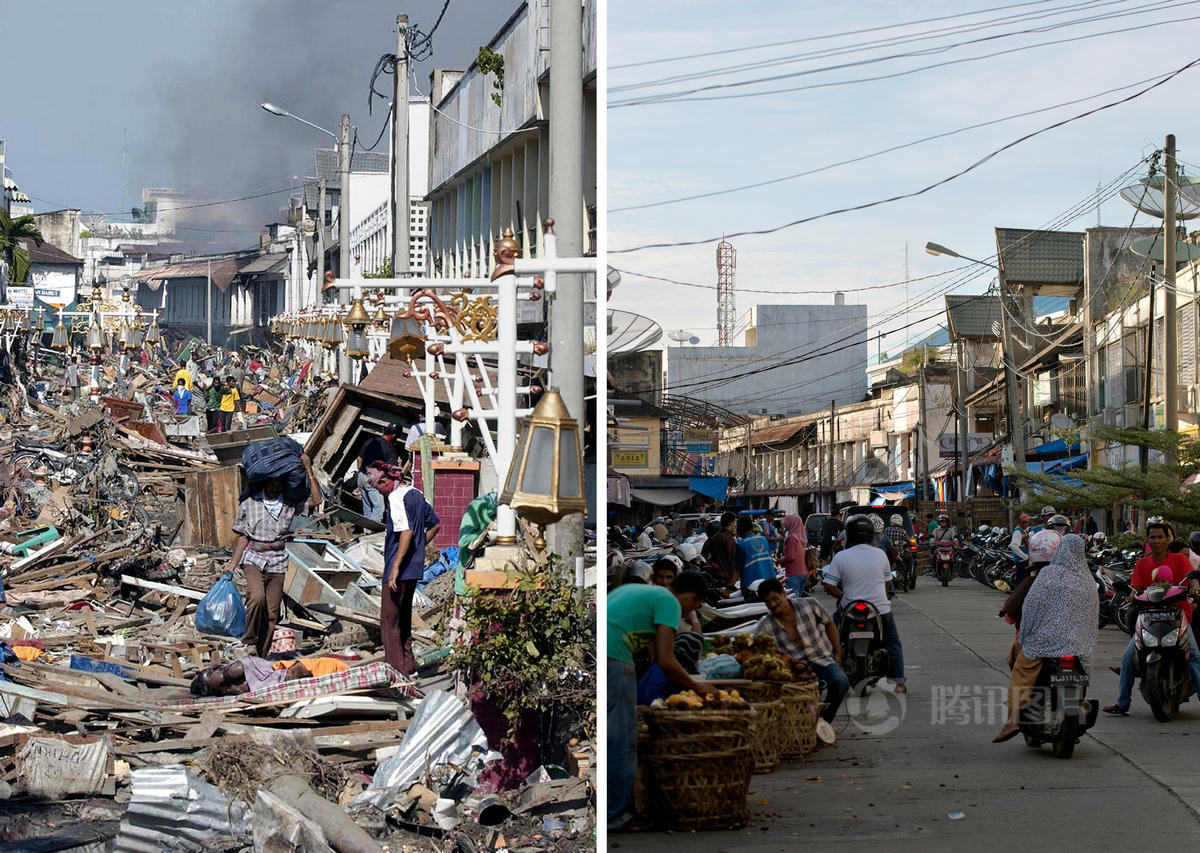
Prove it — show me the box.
[925,242,1026,503]
[337,113,352,384]
[392,15,411,277]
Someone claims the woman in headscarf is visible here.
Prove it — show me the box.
[993,534,1098,742]
[779,514,810,597]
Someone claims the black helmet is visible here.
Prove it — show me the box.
[1046,514,1071,534]
[1189,531,1200,555]
[844,514,876,547]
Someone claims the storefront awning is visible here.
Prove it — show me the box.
[1044,454,1087,474]
[630,487,696,507]
[689,476,729,502]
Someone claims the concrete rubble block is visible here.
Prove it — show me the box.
[251,788,335,853]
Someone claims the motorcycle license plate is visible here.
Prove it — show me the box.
[1050,672,1089,686]
[848,631,874,640]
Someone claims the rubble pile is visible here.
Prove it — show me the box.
[0,339,596,852]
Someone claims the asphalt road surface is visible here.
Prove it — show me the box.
[615,576,1200,851]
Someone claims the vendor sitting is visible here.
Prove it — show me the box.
[190,655,350,696]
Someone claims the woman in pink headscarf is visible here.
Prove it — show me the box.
[779,514,810,596]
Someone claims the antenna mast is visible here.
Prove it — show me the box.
[717,239,736,347]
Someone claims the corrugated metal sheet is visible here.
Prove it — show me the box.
[357,689,488,808]
[113,766,249,853]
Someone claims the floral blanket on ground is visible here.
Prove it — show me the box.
[160,661,419,712]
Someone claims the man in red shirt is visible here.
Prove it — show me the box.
[1105,521,1198,715]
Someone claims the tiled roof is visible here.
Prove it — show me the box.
[945,294,1002,340]
[21,239,82,266]
[315,148,390,187]
[995,228,1084,286]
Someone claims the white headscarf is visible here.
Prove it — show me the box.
[1019,534,1098,661]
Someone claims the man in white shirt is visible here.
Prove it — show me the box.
[823,514,906,692]
[1010,512,1031,584]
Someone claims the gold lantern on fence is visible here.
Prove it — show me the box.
[499,389,587,527]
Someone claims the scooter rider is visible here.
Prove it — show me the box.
[823,514,907,693]
[927,513,957,575]
[1011,513,1031,585]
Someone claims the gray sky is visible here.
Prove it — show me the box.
[1,0,511,245]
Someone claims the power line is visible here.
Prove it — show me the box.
[612,0,1149,93]
[608,265,966,295]
[611,8,1200,107]
[609,60,1200,254]
[610,0,1093,70]
[611,66,1177,213]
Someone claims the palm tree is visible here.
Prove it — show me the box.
[0,209,43,302]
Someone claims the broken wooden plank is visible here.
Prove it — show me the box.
[119,575,206,600]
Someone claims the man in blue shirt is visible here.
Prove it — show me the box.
[382,475,440,676]
[733,517,777,600]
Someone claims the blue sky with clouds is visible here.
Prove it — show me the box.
[607,0,1200,356]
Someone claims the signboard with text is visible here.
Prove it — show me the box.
[612,450,649,468]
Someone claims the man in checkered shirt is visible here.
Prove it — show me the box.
[752,577,850,722]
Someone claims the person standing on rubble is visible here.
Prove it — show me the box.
[356,423,402,523]
[382,468,440,675]
[61,355,80,401]
[225,452,323,658]
[218,375,240,432]
[205,376,223,432]
[172,377,192,416]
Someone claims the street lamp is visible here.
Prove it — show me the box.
[261,100,352,383]
[344,298,371,360]
[50,312,68,350]
[924,242,998,270]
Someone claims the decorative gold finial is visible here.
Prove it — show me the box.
[491,227,522,281]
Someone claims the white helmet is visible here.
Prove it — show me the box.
[890,514,904,526]
[991,526,1004,536]
[624,561,653,584]
[978,524,991,535]
[656,554,684,572]
[1092,532,1108,547]
[870,515,884,533]
[1028,530,1063,564]
[677,542,700,562]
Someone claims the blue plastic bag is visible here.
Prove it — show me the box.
[195,572,246,637]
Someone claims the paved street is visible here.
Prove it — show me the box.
[617,578,1200,851]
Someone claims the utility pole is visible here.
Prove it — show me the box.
[391,15,411,276]
[1141,270,1156,474]
[829,399,836,511]
[337,113,352,383]
[997,273,1026,499]
[546,0,585,561]
[917,350,929,513]
[744,421,753,496]
[206,258,212,345]
[317,178,327,305]
[1164,134,1179,436]
[957,336,969,502]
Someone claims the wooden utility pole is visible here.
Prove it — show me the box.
[391,15,411,276]
[918,349,929,513]
[957,336,969,502]
[1141,270,1156,475]
[998,273,1026,502]
[829,399,836,511]
[1165,134,1179,436]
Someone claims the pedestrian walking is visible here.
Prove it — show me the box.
[218,376,240,432]
[223,454,323,658]
[171,377,192,415]
[61,356,80,401]
[357,423,402,523]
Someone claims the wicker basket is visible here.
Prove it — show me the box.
[779,680,820,760]
[737,680,783,703]
[634,735,651,818]
[643,734,754,831]
[749,699,782,773]
[642,708,756,747]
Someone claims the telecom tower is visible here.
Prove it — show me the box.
[717,239,736,347]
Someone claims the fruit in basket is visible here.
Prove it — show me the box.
[751,634,776,653]
[665,690,705,710]
[733,650,756,665]
[731,633,755,651]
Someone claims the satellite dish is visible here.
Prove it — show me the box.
[667,330,695,342]
[81,210,107,230]
[1050,413,1071,430]
[1129,235,1200,264]
[689,336,701,345]
[1119,185,1200,220]
[608,309,663,353]
[301,217,316,235]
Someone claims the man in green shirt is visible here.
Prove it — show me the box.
[205,377,223,432]
[608,572,708,831]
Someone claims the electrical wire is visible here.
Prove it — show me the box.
[611,6,1200,107]
[610,60,1200,255]
[609,265,966,295]
[611,66,1178,213]
[612,0,1155,93]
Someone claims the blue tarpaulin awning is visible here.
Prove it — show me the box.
[689,476,729,502]
[1032,438,1082,456]
[1045,454,1088,474]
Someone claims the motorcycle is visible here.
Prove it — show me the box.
[838,599,891,691]
[1019,655,1098,759]
[934,540,956,587]
[1132,584,1194,722]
